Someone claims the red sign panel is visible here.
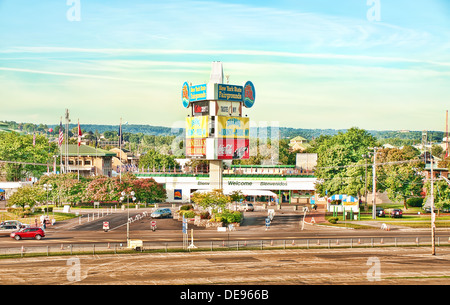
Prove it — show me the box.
[186,138,206,156]
[217,139,249,160]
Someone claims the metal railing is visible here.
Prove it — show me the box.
[1,236,449,258]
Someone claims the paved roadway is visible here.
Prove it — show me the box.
[1,206,450,286]
[1,207,449,248]
[1,247,450,285]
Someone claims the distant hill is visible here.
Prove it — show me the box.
[2,120,445,143]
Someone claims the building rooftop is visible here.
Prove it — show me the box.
[61,144,116,157]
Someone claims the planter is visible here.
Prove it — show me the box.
[206,221,223,228]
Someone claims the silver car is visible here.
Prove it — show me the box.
[151,208,172,218]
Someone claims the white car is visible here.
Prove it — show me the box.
[151,208,172,218]
[0,224,21,235]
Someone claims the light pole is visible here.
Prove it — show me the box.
[120,190,135,242]
[43,183,52,217]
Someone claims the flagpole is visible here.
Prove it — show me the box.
[59,116,63,174]
[77,119,80,181]
[120,117,122,183]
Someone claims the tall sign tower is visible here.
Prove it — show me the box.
[182,62,256,189]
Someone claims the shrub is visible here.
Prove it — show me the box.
[214,210,242,225]
[200,211,210,219]
[328,217,339,224]
[42,206,53,213]
[407,197,424,208]
[180,210,196,218]
[180,204,193,211]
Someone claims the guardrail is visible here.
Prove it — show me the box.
[1,236,449,258]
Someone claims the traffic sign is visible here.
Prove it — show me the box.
[182,215,188,234]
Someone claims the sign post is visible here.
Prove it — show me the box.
[265,217,271,230]
[182,215,188,250]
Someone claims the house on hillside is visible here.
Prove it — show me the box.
[289,136,311,152]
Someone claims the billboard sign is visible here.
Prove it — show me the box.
[217,84,243,102]
[243,81,255,108]
[182,82,190,108]
[186,138,206,157]
[216,101,241,117]
[190,84,207,102]
[186,116,209,138]
[193,101,209,116]
[217,138,249,159]
[217,116,249,139]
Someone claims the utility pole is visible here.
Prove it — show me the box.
[372,147,377,220]
[430,146,436,255]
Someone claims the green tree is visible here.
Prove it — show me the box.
[424,179,450,215]
[313,127,377,199]
[0,132,58,181]
[376,147,424,210]
[7,185,45,210]
[138,149,178,170]
[191,189,230,211]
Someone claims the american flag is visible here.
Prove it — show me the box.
[58,120,64,147]
[77,120,82,146]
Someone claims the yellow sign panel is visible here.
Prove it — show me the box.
[217,116,249,139]
[186,116,209,138]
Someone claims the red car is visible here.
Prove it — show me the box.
[390,209,403,218]
[10,227,45,240]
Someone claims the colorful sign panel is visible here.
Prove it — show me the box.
[217,84,243,102]
[217,138,249,160]
[182,82,190,108]
[192,101,209,116]
[186,138,206,156]
[216,101,241,117]
[217,116,249,139]
[174,189,182,200]
[186,116,209,138]
[190,84,207,102]
[243,81,255,108]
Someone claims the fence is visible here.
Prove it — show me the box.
[1,236,449,258]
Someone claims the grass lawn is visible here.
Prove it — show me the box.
[0,210,78,226]
[325,203,450,228]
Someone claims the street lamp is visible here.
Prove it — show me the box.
[120,190,136,242]
[43,183,53,217]
[368,147,380,220]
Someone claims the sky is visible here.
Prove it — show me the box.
[0,0,449,131]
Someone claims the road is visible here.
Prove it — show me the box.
[1,247,450,285]
[1,207,449,248]
[1,207,450,287]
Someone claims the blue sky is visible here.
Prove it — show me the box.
[0,0,449,131]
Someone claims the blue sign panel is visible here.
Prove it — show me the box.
[190,84,207,102]
[182,82,190,108]
[217,84,243,102]
[243,81,255,108]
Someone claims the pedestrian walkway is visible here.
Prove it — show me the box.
[304,203,326,224]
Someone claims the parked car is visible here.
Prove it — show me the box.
[10,227,45,240]
[376,207,385,217]
[0,224,21,235]
[0,220,29,229]
[391,209,403,218]
[239,203,254,212]
[151,208,172,218]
